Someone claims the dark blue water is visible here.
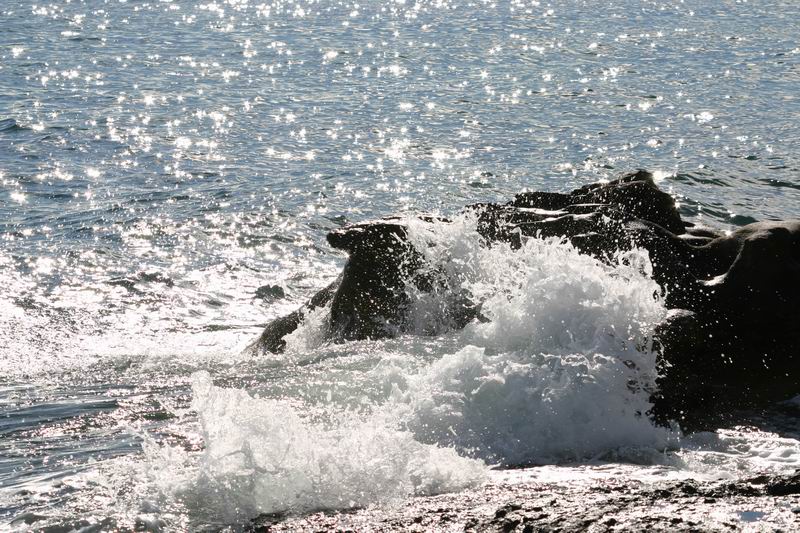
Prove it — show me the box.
[1,1,799,530]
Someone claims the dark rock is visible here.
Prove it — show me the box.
[651,221,800,424]
[255,284,286,301]
[765,471,800,496]
[494,503,522,519]
[248,281,338,353]
[138,271,174,286]
[325,220,421,341]
[251,170,800,425]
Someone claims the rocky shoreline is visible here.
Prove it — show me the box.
[253,466,800,532]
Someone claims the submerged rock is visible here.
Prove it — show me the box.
[250,170,799,424]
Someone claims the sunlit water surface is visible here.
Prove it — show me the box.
[1,0,799,530]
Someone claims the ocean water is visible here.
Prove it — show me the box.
[1,0,799,530]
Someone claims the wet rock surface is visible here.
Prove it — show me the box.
[251,467,800,532]
[251,170,800,424]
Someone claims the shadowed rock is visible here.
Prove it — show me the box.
[250,170,799,424]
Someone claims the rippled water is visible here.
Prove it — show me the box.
[2,0,799,530]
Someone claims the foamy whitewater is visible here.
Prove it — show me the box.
[138,216,699,520]
[2,0,800,529]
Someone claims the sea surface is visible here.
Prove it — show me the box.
[1,0,799,530]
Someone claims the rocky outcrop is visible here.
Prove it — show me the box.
[251,170,800,424]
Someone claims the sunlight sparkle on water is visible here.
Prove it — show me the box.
[10,192,27,204]
[2,0,800,529]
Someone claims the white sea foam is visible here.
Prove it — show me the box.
[132,209,798,525]
[675,428,800,479]
[388,215,676,465]
[283,304,331,354]
[145,212,683,520]
[145,371,486,522]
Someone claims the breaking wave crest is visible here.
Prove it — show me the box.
[394,215,675,464]
[145,371,486,522]
[147,212,677,520]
